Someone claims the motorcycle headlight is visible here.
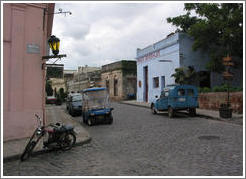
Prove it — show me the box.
[37,129,42,135]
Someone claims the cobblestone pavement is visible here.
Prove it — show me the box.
[3,103,243,176]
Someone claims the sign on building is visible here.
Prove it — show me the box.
[46,64,64,79]
[26,43,40,54]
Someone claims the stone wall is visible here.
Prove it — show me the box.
[198,92,243,114]
[101,70,123,101]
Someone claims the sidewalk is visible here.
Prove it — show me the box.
[3,105,91,162]
[120,100,243,125]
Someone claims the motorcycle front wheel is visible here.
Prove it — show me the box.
[60,132,76,151]
[20,141,37,161]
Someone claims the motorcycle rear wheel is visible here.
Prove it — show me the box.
[61,132,76,151]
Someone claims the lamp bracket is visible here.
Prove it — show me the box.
[42,54,67,61]
[45,8,72,16]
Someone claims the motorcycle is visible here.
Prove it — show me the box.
[20,114,76,161]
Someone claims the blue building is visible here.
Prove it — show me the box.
[136,32,230,103]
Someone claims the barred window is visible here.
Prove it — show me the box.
[153,77,159,88]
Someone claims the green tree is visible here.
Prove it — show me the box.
[59,88,65,101]
[45,80,53,96]
[171,66,198,85]
[167,3,243,72]
[171,67,186,84]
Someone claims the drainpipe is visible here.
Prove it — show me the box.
[42,6,47,126]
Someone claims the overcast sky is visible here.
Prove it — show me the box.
[51,2,185,70]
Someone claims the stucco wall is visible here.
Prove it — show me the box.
[179,33,211,72]
[198,92,243,114]
[179,33,243,88]
[137,33,180,103]
[3,3,54,141]
[122,74,137,99]
[101,70,123,100]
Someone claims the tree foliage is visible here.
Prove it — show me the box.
[59,88,66,101]
[171,66,198,85]
[45,80,53,96]
[167,3,243,72]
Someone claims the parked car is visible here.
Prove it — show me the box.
[66,93,82,116]
[46,96,56,104]
[151,84,199,118]
[81,87,114,126]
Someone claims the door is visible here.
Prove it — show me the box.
[161,76,165,91]
[143,66,148,102]
[159,91,168,110]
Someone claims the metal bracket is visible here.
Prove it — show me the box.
[42,54,67,60]
[41,54,66,69]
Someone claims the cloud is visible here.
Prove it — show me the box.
[52,2,185,70]
[62,23,90,40]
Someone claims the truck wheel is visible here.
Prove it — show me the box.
[168,107,174,118]
[82,114,86,124]
[151,104,157,114]
[189,108,196,117]
[70,108,75,117]
[87,117,95,126]
[108,115,113,124]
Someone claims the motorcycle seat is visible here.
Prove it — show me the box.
[54,125,74,133]
[63,125,74,131]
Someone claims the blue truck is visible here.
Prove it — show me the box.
[151,84,199,118]
[81,87,114,126]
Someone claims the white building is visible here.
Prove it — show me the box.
[136,32,212,103]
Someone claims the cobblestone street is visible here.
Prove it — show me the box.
[3,103,243,176]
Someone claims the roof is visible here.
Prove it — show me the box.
[164,84,198,90]
[68,93,81,96]
[82,87,106,93]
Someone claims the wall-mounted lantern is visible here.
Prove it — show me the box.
[42,35,66,69]
[48,35,60,56]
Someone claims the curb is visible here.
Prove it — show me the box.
[120,101,243,125]
[3,136,92,163]
[119,102,150,109]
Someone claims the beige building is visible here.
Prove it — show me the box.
[49,69,76,94]
[50,78,65,94]
[67,66,102,93]
[101,60,137,101]
[64,69,76,92]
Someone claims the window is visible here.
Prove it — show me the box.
[114,78,118,96]
[153,77,159,88]
[187,89,194,96]
[160,90,169,98]
[138,80,142,88]
[178,89,185,96]
[161,76,165,90]
[106,80,109,92]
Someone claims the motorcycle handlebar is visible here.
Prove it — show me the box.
[49,123,60,128]
[35,114,40,119]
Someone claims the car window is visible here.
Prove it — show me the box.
[160,91,165,98]
[178,89,185,96]
[72,95,82,101]
[187,89,194,96]
[160,90,169,98]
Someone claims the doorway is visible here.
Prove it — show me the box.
[199,71,211,88]
[143,66,148,102]
[161,76,165,90]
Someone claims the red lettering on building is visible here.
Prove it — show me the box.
[137,50,160,63]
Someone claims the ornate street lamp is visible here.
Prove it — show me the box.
[48,35,60,56]
[219,55,234,118]
[42,35,66,69]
